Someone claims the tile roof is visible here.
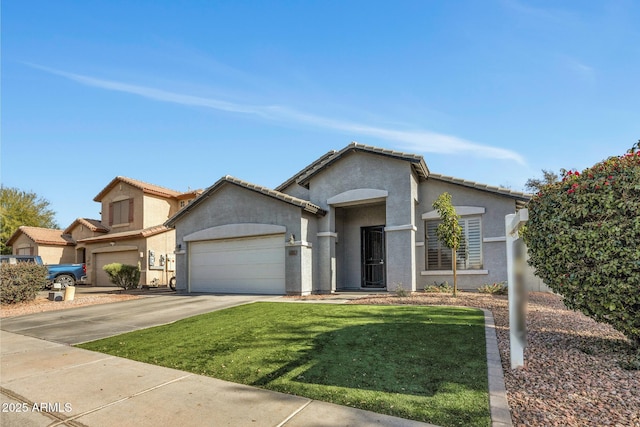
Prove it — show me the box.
[94,176,188,202]
[165,175,326,227]
[64,218,110,234]
[176,189,203,200]
[275,150,338,192]
[7,226,75,246]
[428,173,532,201]
[281,142,430,189]
[77,225,172,243]
[224,176,326,214]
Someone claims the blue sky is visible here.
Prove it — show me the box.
[2,0,639,228]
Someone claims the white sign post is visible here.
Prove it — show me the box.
[505,209,528,369]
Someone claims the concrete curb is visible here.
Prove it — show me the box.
[482,308,513,427]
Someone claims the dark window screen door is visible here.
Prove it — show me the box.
[362,226,385,288]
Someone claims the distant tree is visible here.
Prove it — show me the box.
[525,169,560,193]
[432,192,464,296]
[0,186,59,254]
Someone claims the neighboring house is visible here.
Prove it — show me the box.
[6,177,201,287]
[74,176,200,286]
[7,226,76,264]
[62,218,111,264]
[165,142,535,295]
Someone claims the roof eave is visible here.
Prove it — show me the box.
[429,173,532,201]
[166,176,326,228]
[297,142,429,187]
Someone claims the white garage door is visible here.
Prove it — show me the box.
[95,251,139,286]
[189,235,285,294]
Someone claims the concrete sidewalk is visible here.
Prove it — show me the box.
[1,331,436,427]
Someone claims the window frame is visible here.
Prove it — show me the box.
[109,198,134,226]
[425,215,483,271]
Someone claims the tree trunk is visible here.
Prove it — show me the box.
[452,248,458,297]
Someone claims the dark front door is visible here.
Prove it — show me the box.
[361,226,386,288]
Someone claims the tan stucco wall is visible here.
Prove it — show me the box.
[11,235,36,256]
[11,235,74,264]
[84,238,146,285]
[143,195,177,229]
[99,184,144,232]
[81,229,176,286]
[145,230,176,286]
[67,223,103,242]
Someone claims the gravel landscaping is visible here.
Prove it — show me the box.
[347,292,640,427]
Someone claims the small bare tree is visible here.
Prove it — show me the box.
[432,193,464,296]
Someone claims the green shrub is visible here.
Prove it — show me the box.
[524,146,640,344]
[477,282,508,295]
[102,263,140,290]
[1,263,48,304]
[394,284,410,297]
[424,281,453,293]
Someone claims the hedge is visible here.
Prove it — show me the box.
[1,263,48,304]
[524,148,640,344]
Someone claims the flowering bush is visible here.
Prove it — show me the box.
[524,146,640,344]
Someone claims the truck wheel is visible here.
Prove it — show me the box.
[55,274,75,289]
[169,277,177,291]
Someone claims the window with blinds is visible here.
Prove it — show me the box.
[425,216,483,270]
[109,199,134,225]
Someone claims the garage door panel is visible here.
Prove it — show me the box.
[191,248,281,266]
[191,263,284,280]
[189,235,285,294]
[95,251,139,287]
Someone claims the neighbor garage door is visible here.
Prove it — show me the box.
[95,251,139,286]
[189,235,285,294]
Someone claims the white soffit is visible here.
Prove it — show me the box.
[422,206,486,220]
[327,188,388,207]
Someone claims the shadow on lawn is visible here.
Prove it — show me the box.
[251,321,487,397]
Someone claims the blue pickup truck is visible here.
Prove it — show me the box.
[0,255,86,288]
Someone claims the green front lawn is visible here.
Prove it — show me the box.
[78,302,489,426]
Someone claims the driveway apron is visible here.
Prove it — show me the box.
[0,293,278,345]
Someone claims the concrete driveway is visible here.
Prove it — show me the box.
[0,292,280,345]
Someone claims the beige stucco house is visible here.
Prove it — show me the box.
[7,177,200,287]
[73,177,200,286]
[8,226,76,264]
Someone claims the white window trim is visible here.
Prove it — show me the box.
[483,236,506,243]
[422,206,485,220]
[424,213,484,271]
[421,269,489,275]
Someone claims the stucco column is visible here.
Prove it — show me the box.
[316,208,336,293]
[384,182,418,292]
[285,239,313,296]
[384,225,417,292]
